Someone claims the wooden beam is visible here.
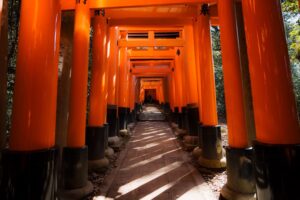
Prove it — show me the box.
[118,39,184,47]
[109,18,193,26]
[135,74,169,77]
[131,66,172,75]
[128,48,175,58]
[61,0,216,10]
[90,0,215,9]
[105,5,197,19]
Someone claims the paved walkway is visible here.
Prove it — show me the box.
[138,104,165,121]
[98,121,216,200]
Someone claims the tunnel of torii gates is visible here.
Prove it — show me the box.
[0,0,299,200]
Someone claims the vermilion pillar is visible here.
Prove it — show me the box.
[174,48,184,128]
[107,26,119,138]
[196,10,225,169]
[67,1,90,148]
[128,75,137,124]
[168,74,175,112]
[130,76,136,111]
[128,74,133,123]
[180,66,188,130]
[88,15,107,127]
[86,14,110,173]
[183,25,198,106]
[197,14,218,127]
[219,0,248,148]
[163,78,170,109]
[183,25,200,136]
[61,1,93,196]
[118,31,130,131]
[193,16,202,123]
[171,70,181,126]
[0,0,60,198]
[243,1,300,199]
[218,1,255,198]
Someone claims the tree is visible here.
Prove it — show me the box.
[211,26,226,123]
[282,0,300,118]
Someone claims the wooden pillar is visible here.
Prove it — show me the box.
[196,9,225,169]
[85,13,110,174]
[0,0,61,198]
[88,15,107,127]
[168,74,175,112]
[174,48,184,111]
[183,25,198,106]
[183,24,200,136]
[242,0,300,199]
[218,0,255,198]
[128,75,137,124]
[163,77,170,111]
[219,0,248,148]
[174,48,184,128]
[118,31,130,130]
[193,15,203,123]
[61,1,93,196]
[67,1,90,148]
[197,14,218,127]
[107,26,119,138]
[10,0,60,151]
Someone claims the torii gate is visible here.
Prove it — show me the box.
[0,0,299,200]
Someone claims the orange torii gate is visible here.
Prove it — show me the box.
[139,79,165,104]
[0,0,299,200]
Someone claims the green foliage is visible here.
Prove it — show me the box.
[211,26,226,123]
[7,0,20,134]
[282,0,300,117]
[211,0,300,122]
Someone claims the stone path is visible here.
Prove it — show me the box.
[96,121,216,200]
[138,104,165,121]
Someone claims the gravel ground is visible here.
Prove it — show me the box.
[87,137,129,200]
[199,124,228,199]
[192,159,227,199]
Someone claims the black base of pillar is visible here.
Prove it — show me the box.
[126,108,131,124]
[118,107,129,130]
[86,126,105,160]
[253,142,300,200]
[221,147,255,199]
[127,112,132,124]
[116,117,120,136]
[134,103,140,112]
[62,146,88,190]
[178,112,183,129]
[0,148,58,200]
[104,123,109,149]
[182,106,189,131]
[197,123,203,147]
[163,102,171,113]
[198,125,226,168]
[60,146,93,199]
[173,107,179,124]
[128,111,136,124]
[163,103,171,120]
[187,104,199,136]
[107,105,117,137]
[202,125,223,160]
